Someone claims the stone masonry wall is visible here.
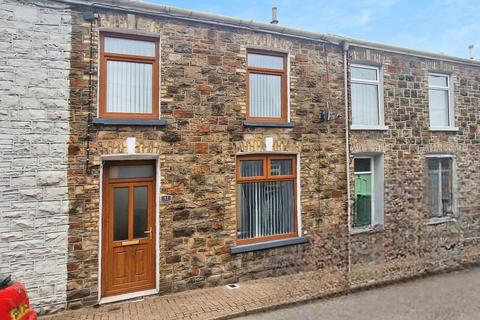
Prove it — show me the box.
[67,8,348,308]
[348,48,480,285]
[0,0,71,314]
[65,3,480,312]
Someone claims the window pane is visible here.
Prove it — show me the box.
[428,159,441,217]
[354,174,372,227]
[271,159,293,176]
[351,83,379,125]
[351,66,377,81]
[109,165,154,179]
[113,187,129,241]
[248,53,284,69]
[133,186,148,239]
[429,89,449,127]
[240,160,263,177]
[237,181,295,240]
[354,158,371,172]
[429,74,448,87]
[106,61,153,114]
[249,73,282,118]
[104,37,156,57]
[441,159,453,215]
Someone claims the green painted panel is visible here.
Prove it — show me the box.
[354,174,372,227]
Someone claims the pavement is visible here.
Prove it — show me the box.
[40,267,480,320]
[41,267,347,320]
[237,267,480,320]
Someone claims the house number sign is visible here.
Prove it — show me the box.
[160,195,173,203]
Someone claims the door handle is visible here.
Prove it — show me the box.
[144,227,152,240]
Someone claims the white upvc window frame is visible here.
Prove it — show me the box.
[428,72,457,131]
[425,154,456,219]
[350,64,387,131]
[353,156,375,227]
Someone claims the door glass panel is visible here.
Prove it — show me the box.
[133,186,148,239]
[109,165,154,179]
[113,187,129,241]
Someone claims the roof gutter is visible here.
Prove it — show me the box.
[56,0,480,67]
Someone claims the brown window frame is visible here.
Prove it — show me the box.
[236,154,298,245]
[99,32,160,119]
[246,49,288,122]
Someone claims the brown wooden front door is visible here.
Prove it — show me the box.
[102,161,156,297]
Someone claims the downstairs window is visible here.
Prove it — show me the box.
[427,156,454,217]
[236,155,297,244]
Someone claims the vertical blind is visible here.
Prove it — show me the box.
[352,83,379,125]
[428,158,453,217]
[351,66,380,126]
[106,61,153,113]
[237,181,295,240]
[249,73,282,118]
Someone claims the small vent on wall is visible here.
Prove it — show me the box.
[226,283,240,289]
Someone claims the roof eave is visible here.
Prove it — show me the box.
[55,0,480,67]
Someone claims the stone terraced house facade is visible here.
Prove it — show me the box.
[1,0,480,314]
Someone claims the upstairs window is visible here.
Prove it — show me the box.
[236,155,297,244]
[427,156,454,217]
[351,65,385,129]
[428,73,454,129]
[100,33,159,119]
[247,50,288,122]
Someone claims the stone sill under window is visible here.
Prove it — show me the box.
[92,118,167,126]
[426,216,457,225]
[230,236,308,254]
[243,121,294,128]
[429,127,459,132]
[350,125,389,131]
[350,224,384,235]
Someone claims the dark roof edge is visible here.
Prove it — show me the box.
[56,0,480,67]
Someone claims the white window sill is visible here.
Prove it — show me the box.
[429,127,459,132]
[426,216,457,225]
[350,125,389,131]
[350,224,384,235]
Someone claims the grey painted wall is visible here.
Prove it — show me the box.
[0,0,71,313]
